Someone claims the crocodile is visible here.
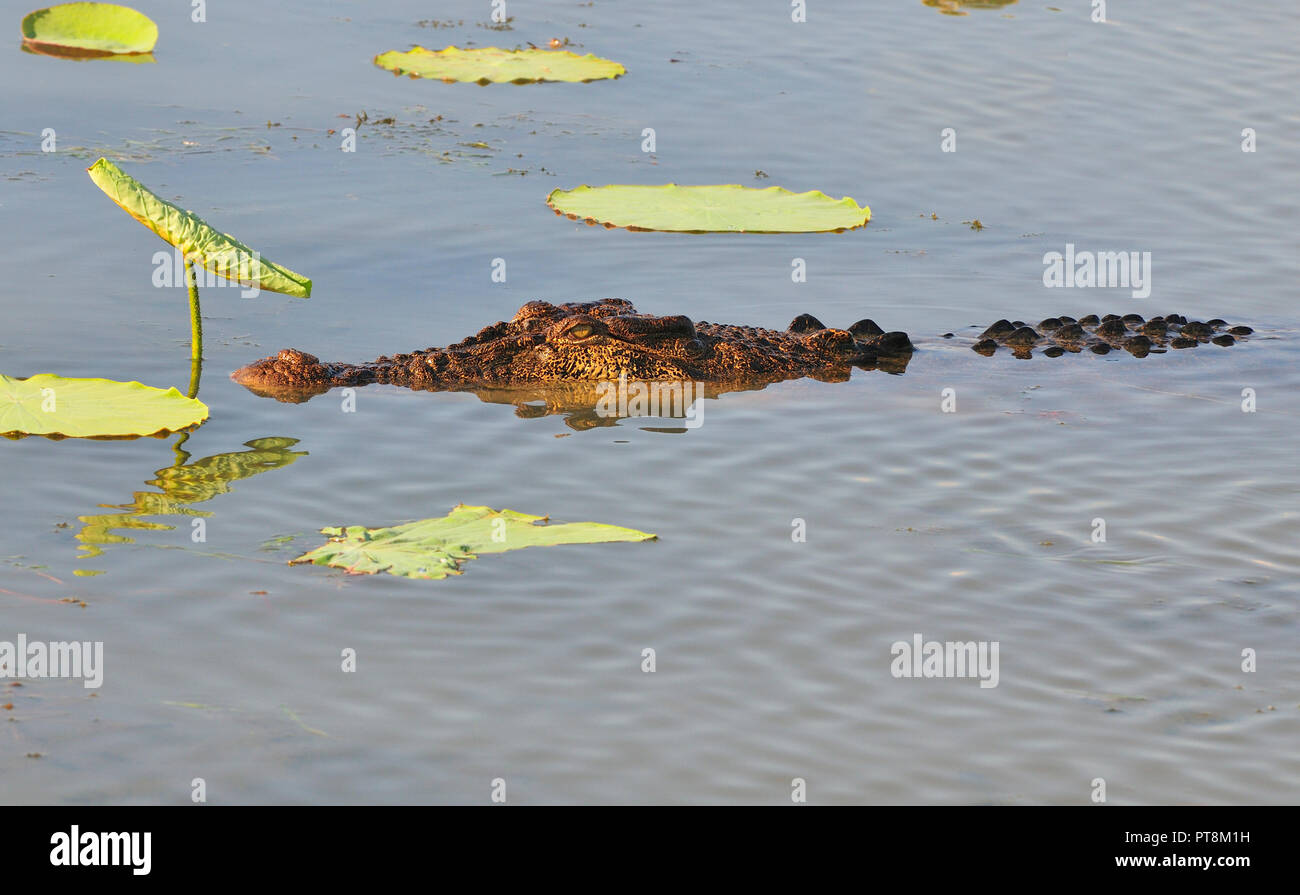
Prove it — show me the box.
[231,298,914,402]
[966,314,1253,359]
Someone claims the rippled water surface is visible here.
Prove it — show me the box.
[2,0,1297,804]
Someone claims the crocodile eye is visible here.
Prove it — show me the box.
[567,323,594,339]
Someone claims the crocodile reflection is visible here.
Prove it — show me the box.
[468,353,911,430]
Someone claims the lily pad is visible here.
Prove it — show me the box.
[373,45,626,84]
[86,158,312,297]
[1,373,208,438]
[290,504,657,579]
[546,184,872,232]
[21,3,157,57]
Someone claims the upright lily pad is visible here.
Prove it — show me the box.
[373,45,626,84]
[21,3,157,56]
[1,373,208,438]
[87,158,312,297]
[546,184,872,233]
[290,504,657,579]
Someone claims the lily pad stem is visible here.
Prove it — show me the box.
[187,260,203,360]
[186,261,203,399]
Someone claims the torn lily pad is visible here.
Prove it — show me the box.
[546,184,872,232]
[1,373,208,438]
[21,3,157,57]
[290,504,657,579]
[373,45,625,84]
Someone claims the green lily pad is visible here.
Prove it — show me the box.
[1,373,208,438]
[87,158,312,297]
[21,3,157,56]
[290,504,657,579]
[373,45,626,84]
[546,184,872,232]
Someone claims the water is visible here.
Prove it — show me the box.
[1,0,1297,804]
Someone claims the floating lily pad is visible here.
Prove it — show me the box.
[290,504,656,579]
[21,3,157,57]
[373,45,625,84]
[87,158,312,297]
[546,184,872,232]
[1,373,208,438]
